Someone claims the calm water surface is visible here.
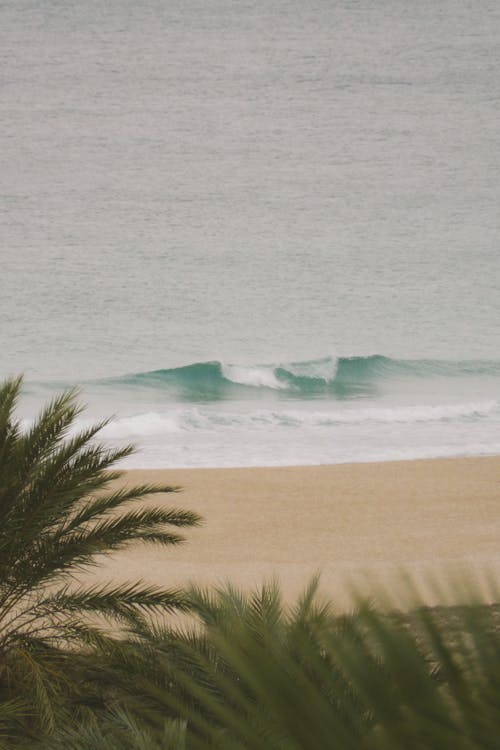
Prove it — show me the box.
[2,0,500,465]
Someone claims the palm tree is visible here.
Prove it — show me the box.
[0,376,201,738]
[33,710,187,750]
[80,578,364,749]
[102,579,500,750]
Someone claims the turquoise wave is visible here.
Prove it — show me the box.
[96,355,500,402]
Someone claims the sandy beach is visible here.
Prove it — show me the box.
[97,456,500,609]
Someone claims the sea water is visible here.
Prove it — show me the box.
[2,0,500,466]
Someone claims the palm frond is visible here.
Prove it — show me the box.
[122,578,500,750]
[0,376,200,740]
[61,483,183,531]
[47,581,192,621]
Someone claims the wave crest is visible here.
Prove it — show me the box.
[97,355,500,401]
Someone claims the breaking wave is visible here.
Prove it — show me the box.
[96,355,500,401]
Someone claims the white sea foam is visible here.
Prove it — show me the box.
[100,412,182,438]
[60,400,498,445]
[220,363,288,389]
[302,401,499,426]
[19,394,500,469]
[218,356,339,391]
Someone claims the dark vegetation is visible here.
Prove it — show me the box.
[1,376,500,749]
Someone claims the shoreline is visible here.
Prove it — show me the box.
[123,451,500,472]
[94,456,500,608]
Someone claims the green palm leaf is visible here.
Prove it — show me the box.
[0,376,201,737]
[118,579,500,750]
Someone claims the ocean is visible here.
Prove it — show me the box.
[2,0,500,467]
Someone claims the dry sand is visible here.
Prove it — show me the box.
[97,456,500,609]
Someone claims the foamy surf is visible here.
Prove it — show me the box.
[20,353,500,468]
[83,399,499,438]
[29,396,496,468]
